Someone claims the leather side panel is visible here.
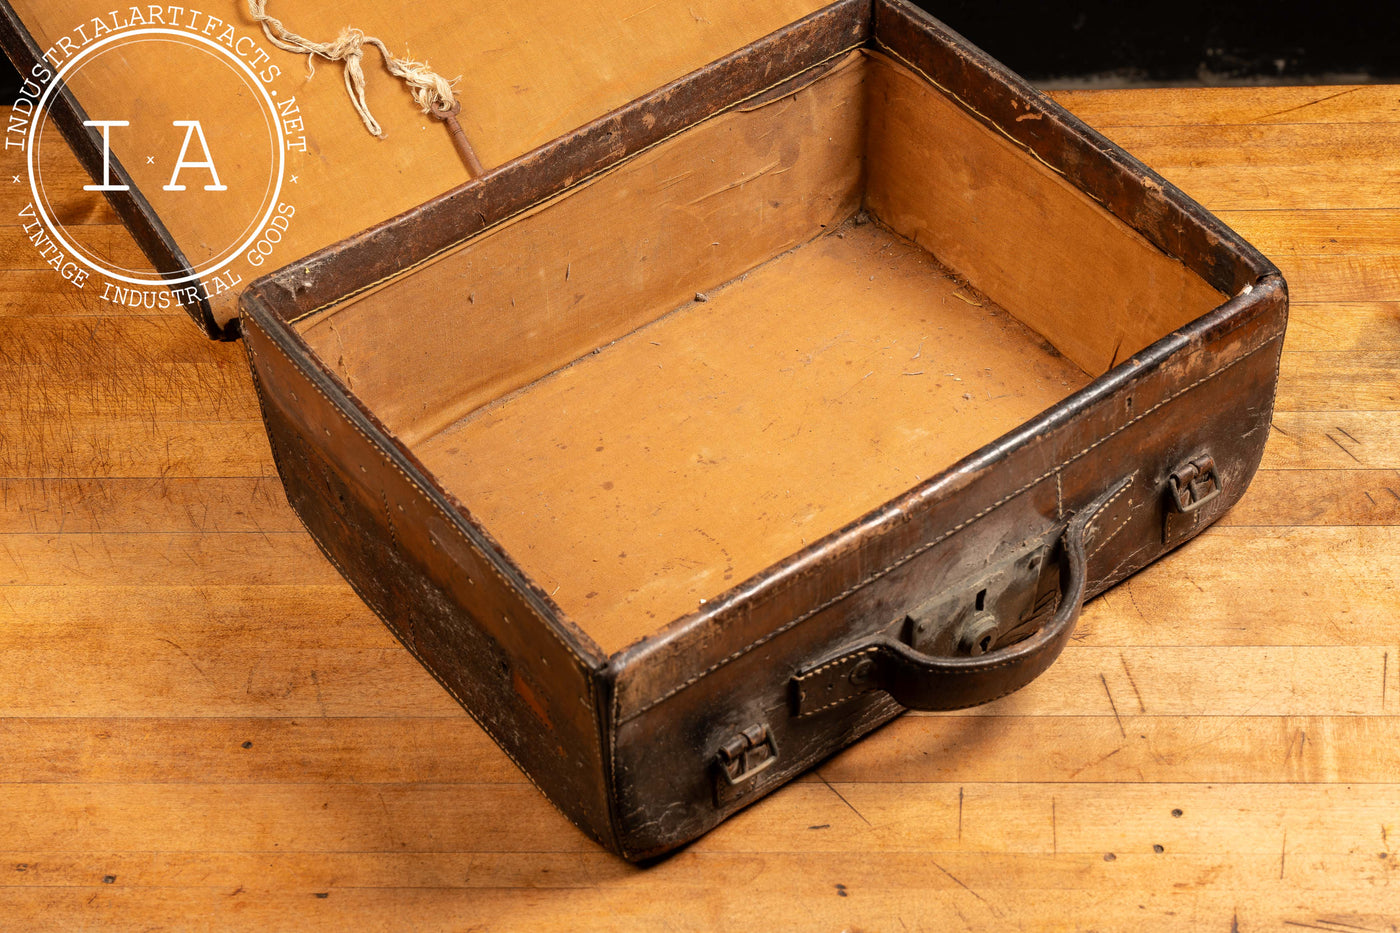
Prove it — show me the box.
[240,310,616,853]
[613,282,1286,719]
[609,292,1286,858]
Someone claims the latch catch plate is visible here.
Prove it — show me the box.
[714,723,778,803]
[1168,454,1222,513]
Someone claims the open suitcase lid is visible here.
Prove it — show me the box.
[0,0,826,337]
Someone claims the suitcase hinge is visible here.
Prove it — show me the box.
[715,724,778,795]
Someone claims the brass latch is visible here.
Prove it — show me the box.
[1168,455,1222,513]
[715,724,778,800]
[1164,453,1223,547]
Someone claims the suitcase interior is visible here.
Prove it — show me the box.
[286,48,1227,656]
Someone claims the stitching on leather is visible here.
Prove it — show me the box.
[1055,470,1063,521]
[812,671,1047,717]
[792,645,884,716]
[1084,473,1134,539]
[310,514,597,837]
[801,644,882,679]
[887,639,1045,679]
[1089,512,1133,560]
[380,488,400,551]
[242,313,596,680]
[621,339,1280,723]
[1084,473,1137,555]
[800,686,880,717]
[805,642,1069,716]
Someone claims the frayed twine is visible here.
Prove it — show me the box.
[248,0,458,138]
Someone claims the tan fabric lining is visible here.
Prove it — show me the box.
[864,54,1227,376]
[415,220,1092,652]
[15,0,829,324]
[300,52,869,446]
[287,50,1226,652]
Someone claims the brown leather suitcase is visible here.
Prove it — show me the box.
[2,0,1286,859]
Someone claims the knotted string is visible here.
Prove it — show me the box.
[247,0,458,138]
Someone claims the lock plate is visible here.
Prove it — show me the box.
[899,540,1056,659]
[792,537,1058,717]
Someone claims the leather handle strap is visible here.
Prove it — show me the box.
[793,476,1131,714]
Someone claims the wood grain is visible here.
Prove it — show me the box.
[1,77,1397,932]
[1051,84,1400,127]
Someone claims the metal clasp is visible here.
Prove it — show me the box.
[1168,455,1222,514]
[716,724,778,789]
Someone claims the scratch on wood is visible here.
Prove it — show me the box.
[1335,426,1361,445]
[1120,653,1146,712]
[1286,728,1308,766]
[1279,827,1287,880]
[1324,433,1362,464]
[958,786,963,840]
[1386,487,1400,504]
[157,637,207,679]
[1311,920,1384,932]
[1068,745,1122,779]
[1250,85,1363,122]
[1269,421,1293,438]
[929,857,990,908]
[1101,672,1126,738]
[1122,585,1150,623]
[816,771,870,826]
[1231,911,1240,933]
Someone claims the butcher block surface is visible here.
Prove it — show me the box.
[1,83,1398,930]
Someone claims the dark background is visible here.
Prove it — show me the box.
[1,3,1392,94]
[921,0,1395,86]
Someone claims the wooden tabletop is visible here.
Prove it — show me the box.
[3,83,1398,931]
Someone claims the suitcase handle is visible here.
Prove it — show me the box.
[792,476,1131,713]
